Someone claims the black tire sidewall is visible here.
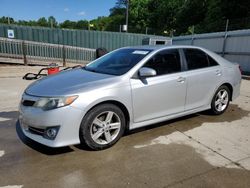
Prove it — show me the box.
[80,104,126,150]
[211,85,230,115]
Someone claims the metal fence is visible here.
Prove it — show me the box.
[0,37,96,65]
[0,24,153,51]
[1,23,250,72]
[173,29,250,73]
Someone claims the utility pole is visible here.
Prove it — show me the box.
[225,19,229,32]
[125,0,129,32]
[8,17,10,24]
[50,19,53,28]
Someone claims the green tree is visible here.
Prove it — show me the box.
[1,0,250,35]
[75,20,89,30]
[48,16,58,28]
[203,0,250,32]
[0,16,15,24]
[59,20,77,29]
[91,16,111,31]
[175,0,207,35]
[128,0,150,33]
[37,17,48,27]
[146,0,184,35]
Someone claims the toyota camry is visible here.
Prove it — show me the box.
[18,45,241,150]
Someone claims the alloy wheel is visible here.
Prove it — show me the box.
[214,89,229,112]
[90,111,121,145]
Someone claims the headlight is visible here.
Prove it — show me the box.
[34,96,78,111]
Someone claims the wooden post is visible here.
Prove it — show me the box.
[62,45,66,67]
[22,41,27,66]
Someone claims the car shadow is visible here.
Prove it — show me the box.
[5,103,249,154]
[126,114,198,136]
[126,104,250,136]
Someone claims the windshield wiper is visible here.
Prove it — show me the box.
[83,67,118,76]
[83,67,97,73]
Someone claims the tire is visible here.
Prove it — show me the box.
[79,104,125,150]
[210,85,231,115]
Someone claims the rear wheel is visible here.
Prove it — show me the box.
[210,85,230,115]
[79,104,125,150]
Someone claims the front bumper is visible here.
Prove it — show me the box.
[19,98,84,148]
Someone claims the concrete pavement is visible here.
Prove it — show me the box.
[0,65,249,188]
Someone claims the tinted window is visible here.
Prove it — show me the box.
[143,49,181,76]
[155,41,165,45]
[208,55,219,66]
[85,48,152,75]
[184,49,209,70]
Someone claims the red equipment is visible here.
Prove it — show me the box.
[47,63,60,75]
[23,63,82,80]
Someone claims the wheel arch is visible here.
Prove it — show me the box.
[221,83,233,101]
[83,100,131,131]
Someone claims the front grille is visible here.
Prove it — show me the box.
[28,126,45,136]
[22,100,36,107]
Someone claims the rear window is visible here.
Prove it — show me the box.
[184,49,218,70]
[208,55,219,66]
[184,49,208,70]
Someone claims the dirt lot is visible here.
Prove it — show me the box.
[0,65,250,188]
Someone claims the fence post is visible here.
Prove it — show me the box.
[62,45,66,67]
[222,19,229,57]
[22,41,28,66]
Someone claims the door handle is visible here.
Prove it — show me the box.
[215,70,222,76]
[177,77,186,83]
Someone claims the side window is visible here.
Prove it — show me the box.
[184,49,209,70]
[143,49,181,76]
[207,55,219,66]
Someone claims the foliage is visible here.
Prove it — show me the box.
[0,16,15,24]
[1,0,250,35]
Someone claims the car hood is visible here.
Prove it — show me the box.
[25,68,119,97]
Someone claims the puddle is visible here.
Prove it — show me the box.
[0,117,11,122]
[0,150,4,157]
[0,111,18,124]
[134,132,238,169]
[134,104,250,170]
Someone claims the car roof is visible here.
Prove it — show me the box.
[123,45,205,51]
[122,45,231,66]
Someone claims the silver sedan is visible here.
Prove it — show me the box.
[18,45,241,150]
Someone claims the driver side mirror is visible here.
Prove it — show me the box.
[138,67,157,78]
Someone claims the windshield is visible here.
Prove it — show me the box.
[84,48,152,75]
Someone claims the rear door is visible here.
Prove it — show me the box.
[182,48,223,111]
[130,49,187,123]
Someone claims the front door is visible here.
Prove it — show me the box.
[130,49,187,123]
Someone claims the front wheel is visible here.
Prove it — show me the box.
[210,85,230,115]
[79,104,126,150]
